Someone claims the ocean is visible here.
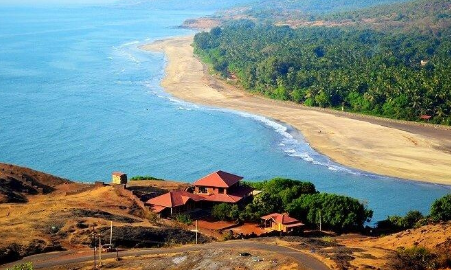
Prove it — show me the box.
[0,1,449,223]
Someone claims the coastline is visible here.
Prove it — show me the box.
[141,36,451,185]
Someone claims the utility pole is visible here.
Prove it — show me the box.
[191,220,199,244]
[319,209,322,232]
[195,220,198,244]
[91,227,97,270]
[110,221,113,246]
[98,237,102,267]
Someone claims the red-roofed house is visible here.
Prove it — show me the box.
[146,191,205,217]
[193,171,253,204]
[261,213,304,233]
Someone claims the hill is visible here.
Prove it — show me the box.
[337,221,451,269]
[0,164,201,265]
[216,0,410,23]
[312,0,451,33]
[0,163,73,203]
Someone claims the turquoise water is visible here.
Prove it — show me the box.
[0,2,449,223]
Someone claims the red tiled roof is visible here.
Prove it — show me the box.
[146,191,204,208]
[261,213,303,225]
[112,172,126,176]
[285,222,305,228]
[198,193,243,203]
[198,185,253,203]
[193,171,243,188]
[150,205,166,213]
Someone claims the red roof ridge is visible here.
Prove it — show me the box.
[193,170,243,188]
[261,213,301,225]
[147,190,204,208]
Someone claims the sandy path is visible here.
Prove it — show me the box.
[141,36,451,185]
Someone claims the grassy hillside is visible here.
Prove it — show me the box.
[0,164,199,265]
[0,163,72,203]
[321,0,451,33]
[218,0,410,22]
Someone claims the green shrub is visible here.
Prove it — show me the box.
[175,213,192,225]
[212,203,240,221]
[7,263,33,270]
[394,246,440,270]
[377,210,424,232]
[430,194,451,222]
[130,175,164,181]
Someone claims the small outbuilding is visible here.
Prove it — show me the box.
[112,172,127,185]
[420,115,432,121]
[261,213,304,233]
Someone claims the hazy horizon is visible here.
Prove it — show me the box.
[0,0,117,6]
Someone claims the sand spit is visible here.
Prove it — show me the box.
[141,36,451,185]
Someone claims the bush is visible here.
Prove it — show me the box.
[130,175,164,181]
[175,213,192,225]
[404,211,424,228]
[7,263,33,270]
[430,194,451,222]
[212,204,240,221]
[377,210,424,232]
[394,246,441,270]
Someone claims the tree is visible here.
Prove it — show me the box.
[251,192,283,215]
[212,203,231,220]
[212,203,240,221]
[287,193,373,232]
[430,194,451,222]
[404,210,424,228]
[377,210,424,232]
[247,178,317,208]
[193,23,451,125]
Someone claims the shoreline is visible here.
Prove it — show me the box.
[141,36,451,185]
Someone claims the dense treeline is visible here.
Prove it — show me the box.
[194,22,451,124]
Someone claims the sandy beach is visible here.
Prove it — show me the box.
[141,36,451,185]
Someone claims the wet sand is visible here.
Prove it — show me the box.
[141,36,451,185]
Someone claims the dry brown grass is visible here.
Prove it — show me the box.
[0,185,151,250]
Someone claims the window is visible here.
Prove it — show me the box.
[219,188,224,194]
[198,186,207,193]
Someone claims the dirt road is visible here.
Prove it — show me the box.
[3,240,329,270]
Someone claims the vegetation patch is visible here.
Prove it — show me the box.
[130,175,164,181]
[391,246,451,270]
[175,213,193,225]
[211,178,372,233]
[194,9,451,125]
[377,210,424,233]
